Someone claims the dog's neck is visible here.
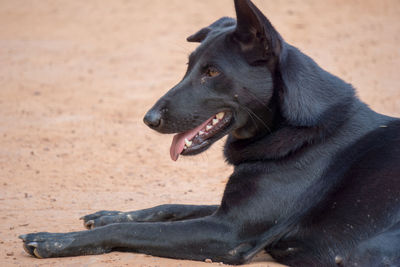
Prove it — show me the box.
[224,103,352,165]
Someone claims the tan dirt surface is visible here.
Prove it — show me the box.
[0,0,399,266]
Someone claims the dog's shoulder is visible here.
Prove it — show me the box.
[319,118,400,194]
[338,118,400,171]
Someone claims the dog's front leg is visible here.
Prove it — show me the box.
[81,204,218,229]
[20,216,249,264]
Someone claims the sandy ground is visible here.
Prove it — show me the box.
[0,0,399,266]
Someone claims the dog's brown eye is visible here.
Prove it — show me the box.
[205,67,220,77]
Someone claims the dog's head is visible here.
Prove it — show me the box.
[144,0,351,161]
[144,0,283,161]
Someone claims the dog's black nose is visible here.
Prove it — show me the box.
[143,110,162,128]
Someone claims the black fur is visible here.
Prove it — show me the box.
[20,0,400,266]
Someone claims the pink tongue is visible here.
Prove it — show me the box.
[170,117,214,161]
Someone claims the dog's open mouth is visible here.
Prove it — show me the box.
[170,111,233,161]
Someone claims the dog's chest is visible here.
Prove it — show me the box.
[222,152,331,224]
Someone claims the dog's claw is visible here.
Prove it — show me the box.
[33,248,43,259]
[85,220,94,229]
[28,242,38,248]
[23,243,34,255]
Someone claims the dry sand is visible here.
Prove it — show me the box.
[0,0,399,266]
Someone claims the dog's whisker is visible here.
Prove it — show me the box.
[241,90,272,112]
[246,109,260,132]
[239,105,260,131]
[240,105,272,134]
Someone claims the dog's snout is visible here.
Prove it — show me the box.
[143,109,162,129]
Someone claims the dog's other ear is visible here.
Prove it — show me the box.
[233,0,281,63]
[187,17,236,43]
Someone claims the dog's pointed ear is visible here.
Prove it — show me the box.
[187,17,236,43]
[233,0,281,63]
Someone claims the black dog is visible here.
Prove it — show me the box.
[20,0,400,266]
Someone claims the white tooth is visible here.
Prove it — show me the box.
[184,138,192,147]
[212,118,219,125]
[199,130,205,135]
[216,112,225,120]
[184,145,187,150]
[206,125,212,131]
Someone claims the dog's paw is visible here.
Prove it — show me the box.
[19,232,75,258]
[19,231,111,258]
[80,210,124,229]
